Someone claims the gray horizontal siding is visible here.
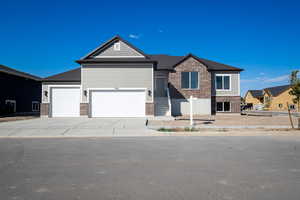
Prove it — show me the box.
[95,41,144,57]
[82,64,153,102]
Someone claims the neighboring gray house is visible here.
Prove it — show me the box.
[41,35,243,117]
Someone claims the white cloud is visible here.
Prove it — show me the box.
[259,72,265,76]
[158,29,163,33]
[242,74,289,84]
[129,34,140,39]
[263,74,289,83]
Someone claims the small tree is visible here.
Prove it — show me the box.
[290,70,299,85]
[289,70,300,112]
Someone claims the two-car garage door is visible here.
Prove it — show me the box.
[90,90,145,117]
[51,88,145,117]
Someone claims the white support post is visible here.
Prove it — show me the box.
[190,95,193,126]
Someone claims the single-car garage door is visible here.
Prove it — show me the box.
[51,87,80,117]
[91,89,145,117]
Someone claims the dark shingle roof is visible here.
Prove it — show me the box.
[0,64,41,81]
[148,54,243,71]
[148,55,184,70]
[46,54,243,82]
[264,85,291,97]
[43,68,81,82]
[248,90,264,98]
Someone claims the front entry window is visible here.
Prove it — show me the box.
[181,72,199,89]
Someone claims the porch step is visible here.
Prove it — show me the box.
[155,97,170,116]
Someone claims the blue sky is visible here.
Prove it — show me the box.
[1,0,300,96]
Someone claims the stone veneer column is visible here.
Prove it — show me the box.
[40,103,49,116]
[146,103,154,116]
[80,103,89,116]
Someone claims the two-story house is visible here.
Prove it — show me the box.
[41,35,243,117]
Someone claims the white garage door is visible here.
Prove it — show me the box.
[51,87,80,117]
[91,90,145,117]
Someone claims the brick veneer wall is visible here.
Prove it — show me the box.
[40,103,49,116]
[146,103,154,115]
[80,103,89,116]
[168,57,211,99]
[211,96,241,114]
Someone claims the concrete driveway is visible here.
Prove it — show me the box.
[0,117,155,137]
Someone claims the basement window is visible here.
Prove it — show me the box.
[216,102,231,112]
[5,100,16,113]
[278,104,283,108]
[289,104,296,110]
[32,101,40,112]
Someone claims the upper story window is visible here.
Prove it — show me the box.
[114,42,121,51]
[181,72,199,89]
[216,74,230,90]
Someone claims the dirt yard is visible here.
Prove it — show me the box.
[149,114,300,127]
[0,116,38,123]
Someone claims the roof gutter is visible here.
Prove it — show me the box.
[76,60,157,64]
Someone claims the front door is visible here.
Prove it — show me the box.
[155,78,167,97]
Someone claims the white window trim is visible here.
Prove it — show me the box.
[181,72,200,90]
[216,101,231,112]
[215,74,231,91]
[5,100,16,112]
[32,101,40,112]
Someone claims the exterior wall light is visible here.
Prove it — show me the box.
[148,90,152,97]
[44,91,48,97]
[84,90,87,96]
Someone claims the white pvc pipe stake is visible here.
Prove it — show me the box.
[190,95,193,126]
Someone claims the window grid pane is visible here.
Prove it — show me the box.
[216,76,223,89]
[216,102,223,111]
[181,72,189,89]
[224,76,230,90]
[191,72,198,89]
[224,102,230,111]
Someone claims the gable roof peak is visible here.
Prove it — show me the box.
[79,35,149,61]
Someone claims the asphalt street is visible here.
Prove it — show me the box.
[0,136,300,200]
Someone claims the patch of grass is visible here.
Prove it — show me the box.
[157,128,173,132]
[184,127,198,132]
[157,127,199,132]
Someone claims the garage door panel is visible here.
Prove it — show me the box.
[51,88,80,117]
[91,90,145,117]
